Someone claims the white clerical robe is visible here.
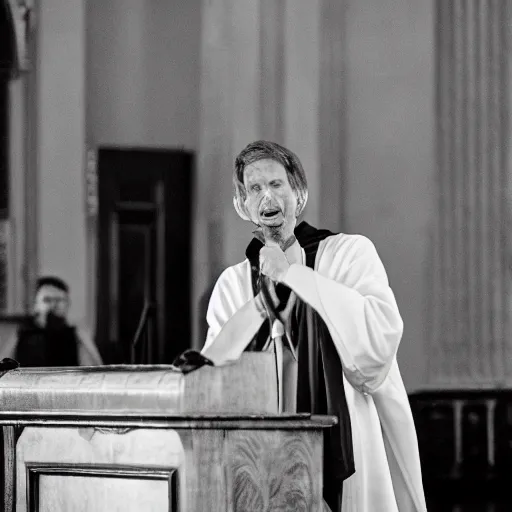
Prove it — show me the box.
[203,233,427,512]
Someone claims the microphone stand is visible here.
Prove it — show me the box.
[130,301,154,364]
[258,233,298,360]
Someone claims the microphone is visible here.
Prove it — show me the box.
[258,233,296,313]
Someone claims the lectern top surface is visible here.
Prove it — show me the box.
[0,353,279,416]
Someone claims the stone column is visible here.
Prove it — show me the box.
[429,0,512,387]
[35,0,88,325]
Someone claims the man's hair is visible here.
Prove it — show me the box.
[36,276,69,294]
[233,140,308,221]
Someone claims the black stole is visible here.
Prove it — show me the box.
[245,221,355,510]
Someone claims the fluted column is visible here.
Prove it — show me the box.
[32,0,88,325]
[429,0,512,387]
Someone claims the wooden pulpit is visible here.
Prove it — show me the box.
[0,354,335,511]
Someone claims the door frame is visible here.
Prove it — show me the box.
[96,147,193,364]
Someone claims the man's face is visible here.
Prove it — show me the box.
[34,285,69,325]
[243,159,298,242]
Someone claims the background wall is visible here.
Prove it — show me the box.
[345,0,435,391]
[86,0,201,149]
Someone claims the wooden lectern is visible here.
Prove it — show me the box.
[0,354,335,511]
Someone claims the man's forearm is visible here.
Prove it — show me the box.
[201,294,267,365]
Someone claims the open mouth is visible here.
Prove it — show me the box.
[261,209,280,219]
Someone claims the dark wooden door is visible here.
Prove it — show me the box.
[96,148,193,364]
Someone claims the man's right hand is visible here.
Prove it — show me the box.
[262,276,280,307]
[257,277,296,321]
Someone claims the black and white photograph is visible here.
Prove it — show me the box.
[0,0,510,510]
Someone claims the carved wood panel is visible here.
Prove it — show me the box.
[15,428,184,512]
[6,421,329,511]
[27,464,177,512]
[227,430,323,512]
[178,429,229,511]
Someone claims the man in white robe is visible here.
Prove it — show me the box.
[201,140,427,512]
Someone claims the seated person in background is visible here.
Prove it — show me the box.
[0,276,102,367]
[201,140,426,512]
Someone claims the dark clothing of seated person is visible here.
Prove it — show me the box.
[1,276,102,367]
[16,313,80,367]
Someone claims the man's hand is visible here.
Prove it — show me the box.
[256,277,297,323]
[256,276,281,316]
[260,241,290,283]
